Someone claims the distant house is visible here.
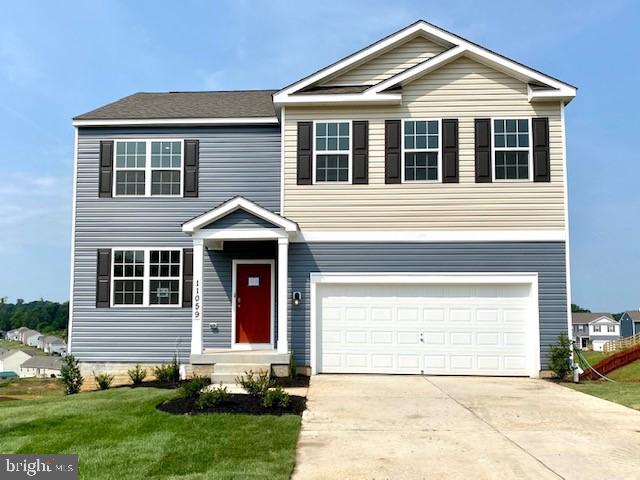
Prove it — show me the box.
[0,350,32,378]
[620,311,640,338]
[572,313,620,351]
[20,356,62,378]
[23,330,41,347]
[42,336,66,355]
[16,327,29,343]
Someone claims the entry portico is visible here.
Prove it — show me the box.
[182,197,298,359]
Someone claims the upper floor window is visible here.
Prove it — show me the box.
[114,140,183,196]
[112,249,181,307]
[403,119,440,182]
[314,121,350,183]
[493,119,531,181]
[607,324,616,333]
[594,324,601,332]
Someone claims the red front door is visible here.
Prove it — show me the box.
[235,263,272,344]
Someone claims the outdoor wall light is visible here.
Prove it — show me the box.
[293,291,302,306]
[209,322,218,332]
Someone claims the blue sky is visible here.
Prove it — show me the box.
[0,0,637,312]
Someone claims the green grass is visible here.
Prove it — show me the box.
[0,387,301,479]
[0,339,47,356]
[567,382,640,411]
[574,349,606,366]
[0,378,64,401]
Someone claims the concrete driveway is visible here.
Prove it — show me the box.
[292,375,640,480]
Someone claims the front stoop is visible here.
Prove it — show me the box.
[190,350,290,387]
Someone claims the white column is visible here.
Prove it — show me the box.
[277,237,289,354]
[190,238,204,355]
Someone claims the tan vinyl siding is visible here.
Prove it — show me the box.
[322,36,447,86]
[284,56,565,231]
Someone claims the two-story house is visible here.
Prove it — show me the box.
[68,20,576,381]
[572,312,620,351]
[620,310,640,338]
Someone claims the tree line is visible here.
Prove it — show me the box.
[0,298,68,336]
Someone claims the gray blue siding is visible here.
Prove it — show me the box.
[203,209,278,230]
[71,126,280,363]
[287,242,568,369]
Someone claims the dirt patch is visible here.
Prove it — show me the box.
[157,393,306,416]
[273,375,310,388]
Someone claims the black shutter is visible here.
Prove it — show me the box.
[475,119,492,183]
[352,121,368,184]
[297,122,313,185]
[184,140,199,197]
[532,117,550,182]
[96,249,111,308]
[442,119,459,183]
[99,141,113,197]
[182,248,193,308]
[385,120,401,184]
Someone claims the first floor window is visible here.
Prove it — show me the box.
[149,250,181,305]
[112,249,182,306]
[403,120,439,182]
[114,140,183,196]
[315,121,350,182]
[113,250,144,305]
[493,119,531,181]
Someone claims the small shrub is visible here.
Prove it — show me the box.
[263,387,290,408]
[154,355,180,384]
[235,370,273,397]
[289,352,297,379]
[60,354,83,395]
[549,333,573,380]
[128,364,147,385]
[196,384,230,408]
[93,372,114,390]
[180,376,211,400]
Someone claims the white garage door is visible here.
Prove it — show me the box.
[317,281,535,376]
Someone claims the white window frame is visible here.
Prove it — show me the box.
[607,324,616,333]
[113,139,184,197]
[593,324,602,332]
[491,117,533,182]
[110,247,183,308]
[312,120,352,184]
[401,118,442,183]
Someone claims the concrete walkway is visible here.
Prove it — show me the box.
[292,375,640,480]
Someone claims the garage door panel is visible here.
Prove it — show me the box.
[318,282,532,376]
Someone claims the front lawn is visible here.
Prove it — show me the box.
[0,387,301,479]
[574,349,606,366]
[0,377,64,401]
[567,382,640,411]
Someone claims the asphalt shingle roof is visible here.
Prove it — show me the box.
[21,356,62,370]
[624,310,640,321]
[74,90,277,120]
[572,312,614,325]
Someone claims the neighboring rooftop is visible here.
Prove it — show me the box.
[572,312,614,324]
[74,90,278,121]
[0,350,31,361]
[623,310,640,321]
[21,356,62,370]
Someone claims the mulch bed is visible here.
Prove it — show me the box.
[157,394,307,416]
[273,375,310,388]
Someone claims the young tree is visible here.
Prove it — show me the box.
[60,355,84,395]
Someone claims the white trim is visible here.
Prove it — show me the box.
[277,238,289,354]
[312,120,353,184]
[109,247,183,308]
[309,271,540,378]
[72,117,279,127]
[231,259,275,350]
[561,103,573,346]
[273,21,576,105]
[490,117,533,182]
[182,197,298,234]
[112,139,184,198]
[294,229,567,243]
[280,106,286,217]
[401,118,442,183]
[67,127,78,353]
[191,239,204,355]
[195,229,289,241]
[274,93,402,106]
